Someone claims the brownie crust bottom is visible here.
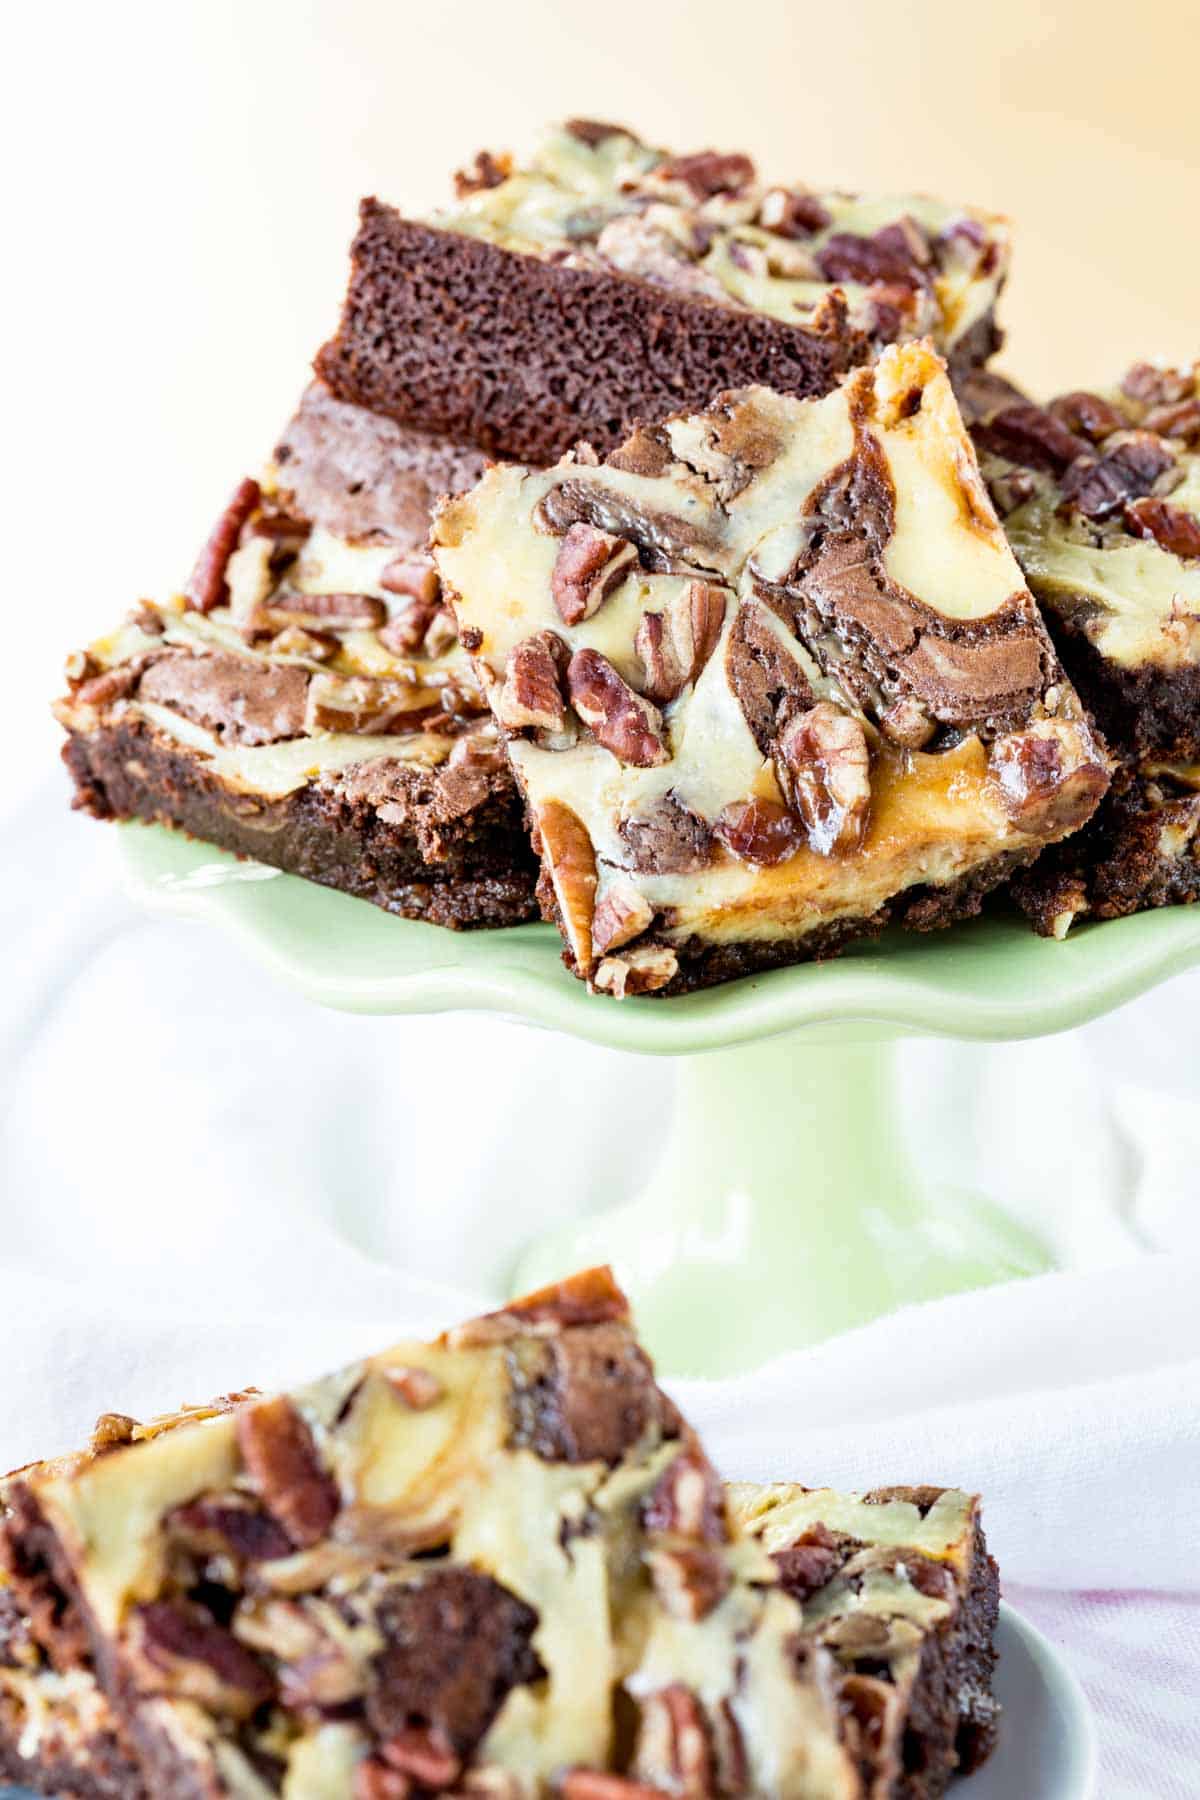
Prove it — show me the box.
[64,721,539,931]
[544,847,1038,997]
[1048,613,1200,764]
[898,1516,1000,1799]
[316,206,866,464]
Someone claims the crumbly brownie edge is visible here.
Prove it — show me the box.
[63,720,539,931]
[542,845,1038,997]
[0,1725,146,1800]
[315,205,869,463]
[895,1516,1001,1800]
[1038,605,1200,763]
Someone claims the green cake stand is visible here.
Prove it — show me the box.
[118,822,1200,1378]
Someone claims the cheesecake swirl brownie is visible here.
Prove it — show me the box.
[55,384,538,929]
[434,341,1109,996]
[974,357,1200,761]
[316,120,1010,464]
[730,1483,999,1799]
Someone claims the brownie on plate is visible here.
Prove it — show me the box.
[55,383,538,930]
[316,119,1010,464]
[434,341,1110,996]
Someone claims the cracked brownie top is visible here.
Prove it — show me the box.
[434,342,1108,995]
[433,120,1010,365]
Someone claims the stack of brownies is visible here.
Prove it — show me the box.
[55,119,1199,997]
[1,1270,1001,1798]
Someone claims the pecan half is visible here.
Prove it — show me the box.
[633,1686,716,1796]
[592,877,654,956]
[1047,390,1125,442]
[1141,397,1200,443]
[758,187,831,238]
[167,1496,293,1564]
[643,1447,726,1542]
[648,1545,730,1622]
[236,1397,339,1548]
[552,523,639,626]
[1121,363,1193,408]
[380,554,441,605]
[1059,432,1177,519]
[128,1600,273,1718]
[972,404,1089,476]
[535,799,598,971]
[591,943,679,998]
[568,650,668,766]
[778,702,871,855]
[655,149,756,199]
[989,722,1109,836]
[713,797,803,866]
[380,601,442,657]
[1124,496,1200,560]
[817,218,931,291]
[636,582,727,703]
[185,478,262,613]
[494,631,569,733]
[261,592,387,632]
[618,795,713,875]
[452,1267,629,1348]
[771,1523,842,1602]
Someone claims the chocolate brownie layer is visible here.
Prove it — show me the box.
[974,357,1200,760]
[1013,757,1200,935]
[436,342,1109,996]
[55,386,539,928]
[730,1483,1000,1799]
[317,121,1010,465]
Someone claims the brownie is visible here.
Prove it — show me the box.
[434,341,1110,997]
[1012,755,1200,935]
[973,357,1200,762]
[316,119,1011,464]
[55,383,539,930]
[730,1482,1000,1799]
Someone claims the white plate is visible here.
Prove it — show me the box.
[0,1603,1094,1797]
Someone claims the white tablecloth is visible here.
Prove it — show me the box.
[3,781,1199,1796]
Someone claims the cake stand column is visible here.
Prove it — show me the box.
[511,1025,1051,1376]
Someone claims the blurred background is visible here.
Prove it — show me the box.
[5,0,1198,765]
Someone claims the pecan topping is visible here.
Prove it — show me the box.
[654,149,756,199]
[564,118,629,147]
[250,510,311,545]
[185,477,262,613]
[535,799,598,971]
[1059,432,1176,519]
[1121,363,1193,408]
[380,1726,461,1788]
[648,1544,731,1622]
[634,1686,716,1795]
[167,1496,293,1564]
[72,664,145,709]
[758,187,831,238]
[879,693,935,749]
[380,554,441,606]
[990,722,1109,837]
[379,601,442,657]
[592,877,654,956]
[972,404,1089,475]
[261,591,387,632]
[552,523,639,626]
[494,630,569,733]
[771,1523,842,1601]
[306,672,438,735]
[562,1778,669,1800]
[816,217,931,291]
[453,1267,630,1346]
[568,650,669,766]
[236,1396,339,1549]
[453,148,512,198]
[129,1600,273,1718]
[1047,391,1125,442]
[778,703,872,855]
[267,626,338,662]
[592,943,680,998]
[1141,397,1200,443]
[618,795,713,875]
[636,582,727,703]
[1124,496,1200,560]
[385,1366,445,1409]
[643,1447,726,1542]
[713,797,804,866]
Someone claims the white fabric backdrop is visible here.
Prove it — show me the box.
[3,781,1199,1795]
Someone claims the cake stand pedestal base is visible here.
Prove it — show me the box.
[512,1027,1049,1376]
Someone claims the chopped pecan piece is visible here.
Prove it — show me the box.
[564,117,629,147]
[380,1727,461,1788]
[990,722,1108,836]
[972,404,1090,475]
[1047,390,1125,442]
[643,1446,726,1542]
[250,509,311,545]
[453,148,512,197]
[618,795,713,875]
[385,1366,445,1409]
[1121,362,1193,408]
[633,1686,716,1795]
[1059,432,1177,519]
[635,581,727,702]
[128,1600,273,1719]
[591,943,679,997]
[453,1267,630,1346]
[306,672,438,735]
[535,800,598,971]
[816,218,931,290]
[72,663,145,708]
[167,1496,293,1564]
[778,702,872,855]
[879,693,935,749]
[648,1544,731,1621]
[771,1523,843,1601]
[236,1396,339,1549]
[568,650,669,766]
[592,876,654,956]
[380,554,441,606]
[654,148,756,199]
[1141,397,1200,442]
[758,187,831,238]
[267,626,338,661]
[713,797,803,866]
[185,477,262,613]
[562,1777,670,1800]
[261,591,387,632]
[1124,496,1200,560]
[494,630,569,733]
[551,522,639,626]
